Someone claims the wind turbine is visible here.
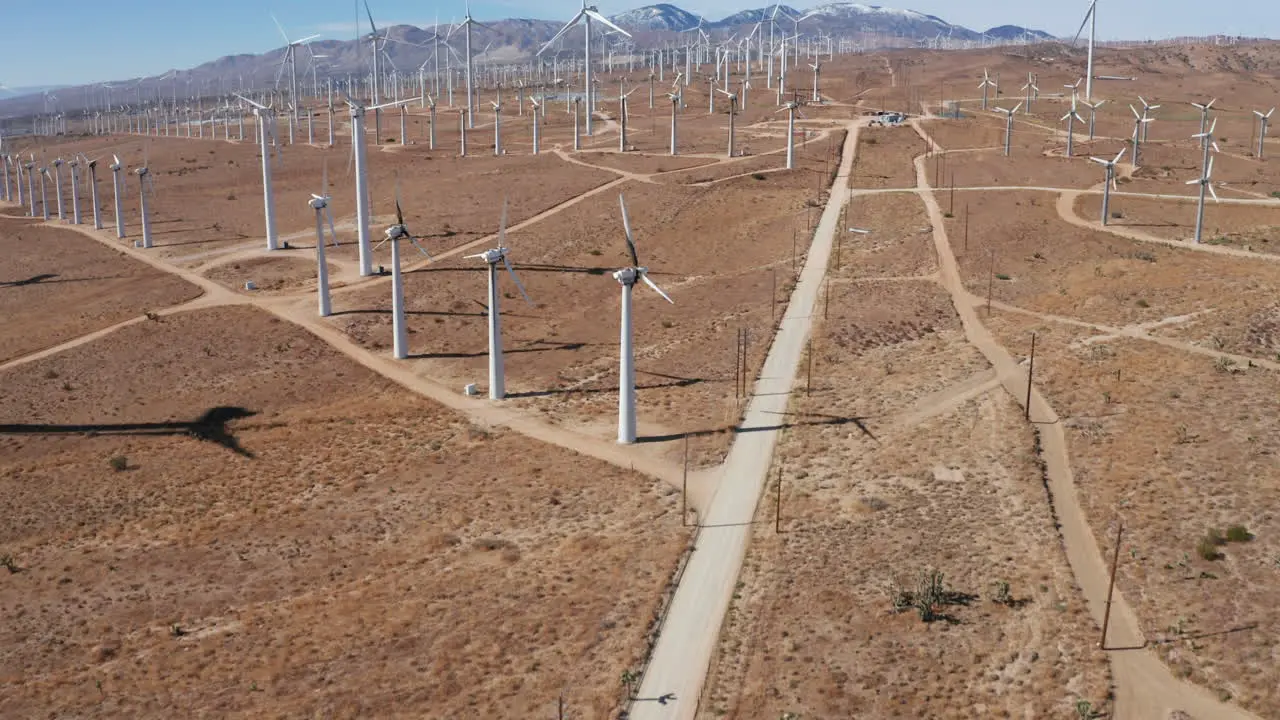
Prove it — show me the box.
[667,90,680,156]
[1061,104,1085,157]
[451,1,494,129]
[1129,104,1154,166]
[978,69,996,110]
[1072,0,1099,102]
[378,186,434,359]
[347,95,420,277]
[1082,99,1105,140]
[537,1,631,138]
[270,14,319,139]
[68,157,82,224]
[83,154,103,230]
[1137,96,1160,142]
[531,97,541,154]
[1089,148,1125,225]
[717,87,739,158]
[37,165,50,221]
[1191,98,1216,146]
[778,100,805,169]
[614,194,674,444]
[809,61,821,102]
[1254,108,1274,159]
[1188,120,1221,244]
[50,158,67,221]
[618,88,638,152]
[23,157,36,218]
[135,163,154,249]
[109,154,125,238]
[996,103,1021,157]
[491,99,503,155]
[309,162,338,317]
[234,94,281,252]
[464,199,533,400]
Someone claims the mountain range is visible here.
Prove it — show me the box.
[0,2,1052,118]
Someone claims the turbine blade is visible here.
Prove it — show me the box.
[502,253,533,305]
[325,206,339,246]
[640,272,674,304]
[498,196,509,247]
[619,194,640,268]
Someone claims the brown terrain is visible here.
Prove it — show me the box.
[4,38,1280,720]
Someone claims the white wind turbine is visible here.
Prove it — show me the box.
[809,61,821,102]
[667,90,681,156]
[83,154,103,230]
[23,157,35,218]
[135,161,155,249]
[375,183,435,359]
[270,14,320,138]
[978,68,996,110]
[1072,0,1099,102]
[1137,96,1160,142]
[347,95,421,277]
[997,103,1022,156]
[1188,119,1221,244]
[537,1,631,138]
[1254,108,1274,159]
[614,194,674,444]
[234,94,282,251]
[1191,98,1216,145]
[109,154,126,238]
[1061,104,1085,157]
[308,162,339,317]
[778,100,803,169]
[717,87,739,158]
[1082,99,1106,140]
[531,97,542,154]
[1,151,11,204]
[68,157,82,224]
[37,164,50,220]
[51,158,65,220]
[1089,148,1125,225]
[491,99,503,155]
[451,1,493,129]
[1129,104,1154,166]
[464,199,534,400]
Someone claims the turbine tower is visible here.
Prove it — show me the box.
[1089,148,1125,225]
[378,188,434,359]
[309,162,338,317]
[614,194,674,444]
[1188,120,1221,244]
[1072,0,1099,102]
[347,96,420,276]
[997,103,1022,157]
[464,200,534,400]
[109,155,125,238]
[538,1,632,138]
[235,94,281,251]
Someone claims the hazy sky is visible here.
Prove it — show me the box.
[2,0,1274,88]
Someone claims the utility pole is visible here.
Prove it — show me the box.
[1025,333,1037,421]
[1101,522,1124,649]
[806,339,813,396]
[964,203,969,253]
[682,435,689,526]
[986,251,996,316]
[774,466,783,533]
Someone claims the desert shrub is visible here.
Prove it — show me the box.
[990,579,1013,606]
[995,273,1011,281]
[1226,525,1254,543]
[1136,299,1150,308]
[108,456,128,472]
[751,173,767,180]
[1,554,19,573]
[1197,529,1225,561]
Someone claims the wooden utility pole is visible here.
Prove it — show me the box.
[1101,522,1124,649]
[734,329,742,400]
[682,436,689,526]
[559,693,565,720]
[1025,332,1037,421]
[824,278,831,319]
[774,467,783,532]
[792,226,797,270]
[986,251,996,316]
[771,268,777,323]
[949,171,955,216]
[806,339,814,395]
[834,234,842,271]
[964,203,969,253]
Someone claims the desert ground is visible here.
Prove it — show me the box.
[4,38,1280,720]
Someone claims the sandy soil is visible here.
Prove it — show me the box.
[853,126,928,188]
[839,191,937,279]
[329,168,836,469]
[984,312,1280,716]
[0,215,201,362]
[203,255,336,295]
[0,305,689,719]
[700,280,1112,718]
[1075,193,1280,252]
[570,151,715,175]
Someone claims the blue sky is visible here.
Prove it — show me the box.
[2,0,1275,88]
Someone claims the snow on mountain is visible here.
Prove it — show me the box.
[983,25,1056,41]
[609,4,701,32]
[712,6,803,28]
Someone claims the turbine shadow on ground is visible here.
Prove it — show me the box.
[0,406,259,458]
[635,408,879,444]
[1,274,126,288]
